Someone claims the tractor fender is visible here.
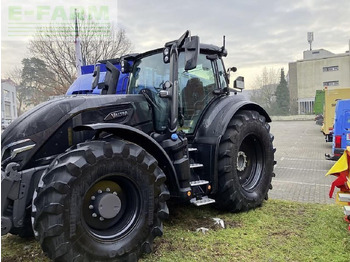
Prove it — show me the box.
[195,94,271,140]
[193,93,271,193]
[74,123,181,196]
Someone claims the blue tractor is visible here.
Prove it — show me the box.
[2,31,275,261]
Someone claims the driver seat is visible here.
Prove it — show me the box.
[181,78,205,119]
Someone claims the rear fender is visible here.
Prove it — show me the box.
[74,123,183,197]
[195,95,270,139]
[193,94,271,193]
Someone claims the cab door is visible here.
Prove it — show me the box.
[178,53,221,134]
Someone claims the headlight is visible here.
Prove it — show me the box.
[11,144,36,159]
[2,139,36,165]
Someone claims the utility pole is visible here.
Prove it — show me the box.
[75,9,83,76]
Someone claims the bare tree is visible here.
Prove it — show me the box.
[250,67,280,114]
[29,20,132,94]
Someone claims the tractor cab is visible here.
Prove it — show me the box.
[123,41,230,135]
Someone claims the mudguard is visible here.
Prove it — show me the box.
[75,123,185,198]
[195,93,270,140]
[192,93,271,193]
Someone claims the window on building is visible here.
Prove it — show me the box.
[299,100,314,115]
[323,66,339,72]
[3,89,10,98]
[4,102,11,118]
[323,81,339,86]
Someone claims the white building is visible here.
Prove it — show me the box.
[288,45,350,114]
[1,79,18,128]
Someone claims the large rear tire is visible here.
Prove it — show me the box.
[215,110,275,212]
[32,139,169,261]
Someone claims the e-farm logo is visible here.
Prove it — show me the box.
[3,2,117,40]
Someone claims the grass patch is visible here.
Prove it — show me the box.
[1,234,48,262]
[1,200,349,262]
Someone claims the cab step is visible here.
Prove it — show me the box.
[190,196,216,206]
[188,148,198,152]
[344,206,350,216]
[190,163,203,169]
[190,180,209,187]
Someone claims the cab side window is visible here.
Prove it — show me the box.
[178,54,217,133]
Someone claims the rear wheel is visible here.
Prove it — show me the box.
[215,110,275,211]
[32,139,169,261]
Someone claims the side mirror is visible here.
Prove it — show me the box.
[184,36,200,71]
[227,67,237,73]
[233,76,244,91]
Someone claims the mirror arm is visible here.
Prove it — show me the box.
[167,43,179,133]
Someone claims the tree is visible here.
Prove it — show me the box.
[29,20,132,94]
[20,57,57,105]
[6,67,27,116]
[250,67,280,115]
[275,68,290,115]
[6,58,56,115]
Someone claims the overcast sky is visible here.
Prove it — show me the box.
[1,0,350,89]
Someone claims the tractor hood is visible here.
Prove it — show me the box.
[1,95,152,170]
[2,97,85,147]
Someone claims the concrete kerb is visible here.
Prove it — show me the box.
[271,115,315,121]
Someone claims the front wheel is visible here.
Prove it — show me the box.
[215,110,275,212]
[32,139,169,261]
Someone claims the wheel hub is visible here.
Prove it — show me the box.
[88,187,122,221]
[96,193,122,219]
[237,151,247,171]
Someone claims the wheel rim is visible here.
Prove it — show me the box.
[237,134,264,191]
[82,175,141,240]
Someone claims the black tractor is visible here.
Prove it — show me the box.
[1,31,275,261]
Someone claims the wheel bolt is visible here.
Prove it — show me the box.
[92,213,97,218]
[98,189,102,194]
[106,188,111,192]
[113,191,117,195]
[89,205,94,210]
[99,217,104,221]
[91,196,96,200]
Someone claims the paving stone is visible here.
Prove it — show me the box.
[268,120,336,204]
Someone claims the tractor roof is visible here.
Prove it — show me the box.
[121,44,227,61]
[98,43,227,66]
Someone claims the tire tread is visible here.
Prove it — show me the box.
[33,139,169,261]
